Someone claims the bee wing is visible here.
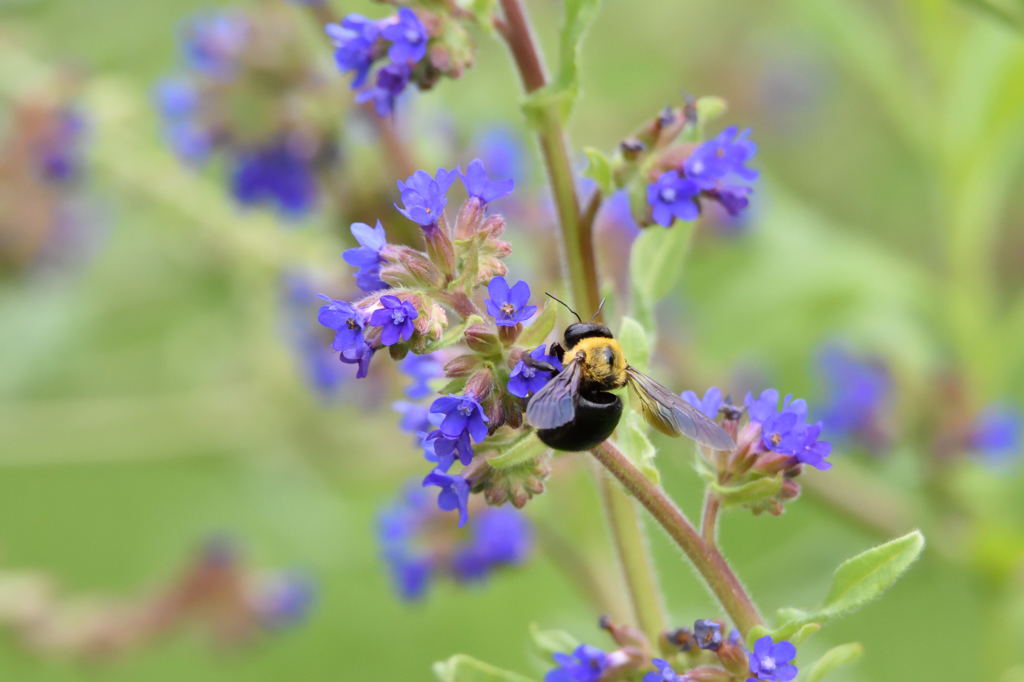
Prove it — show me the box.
[525,356,582,429]
[625,366,735,450]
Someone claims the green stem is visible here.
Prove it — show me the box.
[598,474,669,646]
[591,440,764,637]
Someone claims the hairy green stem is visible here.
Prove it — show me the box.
[591,440,764,637]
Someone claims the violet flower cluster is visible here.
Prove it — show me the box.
[155,5,342,217]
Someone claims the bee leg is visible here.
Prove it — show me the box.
[548,342,565,358]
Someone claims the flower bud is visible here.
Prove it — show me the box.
[498,322,522,346]
[464,368,494,404]
[479,214,506,238]
[444,353,482,378]
[422,222,456,277]
[716,639,749,677]
[454,196,485,240]
[754,452,795,476]
[666,627,697,652]
[779,477,801,501]
[468,452,550,509]
[379,244,444,289]
[464,324,503,356]
[693,619,723,651]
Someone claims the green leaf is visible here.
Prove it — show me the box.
[788,622,821,645]
[461,0,499,34]
[424,314,484,353]
[695,95,727,137]
[818,529,925,620]
[529,623,579,657]
[614,412,659,484]
[583,147,616,195]
[804,643,864,682]
[710,475,783,507]
[629,223,694,321]
[489,433,548,469]
[433,654,532,682]
[521,0,601,124]
[519,304,557,348]
[616,316,651,370]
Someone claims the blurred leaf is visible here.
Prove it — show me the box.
[695,95,727,138]
[616,316,651,370]
[461,0,499,34]
[614,412,659,484]
[529,622,579,657]
[710,475,783,508]
[433,654,532,682]
[519,304,557,349]
[583,147,615,195]
[522,0,601,124]
[788,622,821,645]
[956,0,1024,30]
[629,224,694,324]
[804,642,864,682]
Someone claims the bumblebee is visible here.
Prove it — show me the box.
[525,296,734,452]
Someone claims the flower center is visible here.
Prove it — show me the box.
[770,432,782,446]
[391,309,406,324]
[457,402,474,417]
[404,28,422,43]
[716,147,726,158]
[500,302,516,317]
[346,317,360,330]
[659,187,678,203]
[759,656,776,674]
[522,366,536,379]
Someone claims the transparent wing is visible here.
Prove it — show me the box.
[525,357,582,429]
[625,366,735,450]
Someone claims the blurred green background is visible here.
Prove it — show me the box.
[1,0,1023,680]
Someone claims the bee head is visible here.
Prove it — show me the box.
[564,323,613,350]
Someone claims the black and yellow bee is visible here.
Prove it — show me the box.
[525,296,734,452]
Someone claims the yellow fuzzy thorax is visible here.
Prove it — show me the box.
[566,336,627,388]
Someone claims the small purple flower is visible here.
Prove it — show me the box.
[282,276,346,398]
[342,221,388,292]
[231,142,317,217]
[694,619,723,651]
[643,659,683,682]
[748,636,797,682]
[646,169,700,226]
[394,401,434,434]
[378,485,435,600]
[786,421,832,470]
[422,469,470,527]
[424,430,475,470]
[339,340,375,378]
[381,8,428,65]
[356,62,411,117]
[326,14,380,88]
[451,508,532,581]
[817,346,890,444]
[545,644,609,682]
[154,79,212,164]
[368,295,418,346]
[485,276,537,327]
[682,386,724,419]
[460,158,515,204]
[395,167,458,226]
[316,295,365,353]
[430,394,489,442]
[400,353,443,400]
[508,345,563,398]
[259,573,315,629]
[475,127,525,188]
[968,405,1022,460]
[685,126,758,190]
[745,389,781,424]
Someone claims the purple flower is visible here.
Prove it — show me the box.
[368,295,418,346]
[694,619,723,651]
[475,127,526,188]
[395,167,458,226]
[817,346,890,444]
[748,636,797,682]
[326,14,380,88]
[786,421,832,470]
[378,485,435,600]
[338,340,375,378]
[394,401,434,434]
[231,142,317,217]
[484,276,537,327]
[154,79,212,164]
[381,8,428,65]
[643,659,683,682]
[682,386,724,419]
[460,158,515,204]
[342,221,388,292]
[282,276,346,399]
[747,389,832,470]
[508,345,563,398]
[451,508,532,581]
[745,389,781,424]
[424,430,474,471]
[685,126,758,190]
[356,62,411,117]
[422,469,470,527]
[545,645,609,682]
[430,394,489,442]
[968,406,1022,460]
[259,573,315,629]
[316,295,365,353]
[400,353,443,400]
[181,12,247,79]
[646,169,700,226]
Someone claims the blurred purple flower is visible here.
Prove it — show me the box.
[231,142,317,217]
[460,158,514,204]
[326,14,380,88]
[342,221,388,292]
[356,62,411,117]
[422,469,470,526]
[381,8,428,64]
[545,644,609,682]
[647,169,699,226]
[682,386,723,419]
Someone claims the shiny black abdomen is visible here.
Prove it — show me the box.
[536,389,623,451]
[563,323,613,350]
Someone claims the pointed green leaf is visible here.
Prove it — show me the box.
[583,147,616,195]
[629,222,694,318]
[433,654,532,682]
[616,316,651,371]
[710,475,783,507]
[519,304,557,349]
[804,643,864,682]
[489,433,548,469]
[529,623,580,657]
[818,530,925,620]
[521,0,601,125]
[695,96,727,133]
[788,622,820,645]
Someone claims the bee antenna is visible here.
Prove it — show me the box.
[590,298,606,322]
[545,292,582,323]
